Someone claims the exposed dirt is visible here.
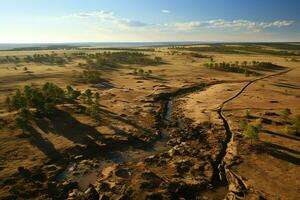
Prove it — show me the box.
[0,46,299,199]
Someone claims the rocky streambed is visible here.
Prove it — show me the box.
[5,80,248,200]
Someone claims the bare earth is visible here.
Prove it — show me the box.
[0,44,299,199]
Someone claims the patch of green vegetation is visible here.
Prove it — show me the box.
[171,43,300,56]
[78,52,164,67]
[181,52,211,58]
[205,62,260,76]
[241,119,262,145]
[0,56,21,64]
[6,83,66,116]
[133,68,153,77]
[15,108,31,133]
[24,54,68,65]
[6,82,103,132]
[280,108,292,122]
[244,109,251,118]
[280,108,299,136]
[79,69,102,84]
[289,115,300,136]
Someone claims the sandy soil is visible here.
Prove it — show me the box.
[0,45,299,199]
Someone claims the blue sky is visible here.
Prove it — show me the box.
[0,0,299,43]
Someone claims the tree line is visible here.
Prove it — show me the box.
[6,83,101,133]
[204,61,260,76]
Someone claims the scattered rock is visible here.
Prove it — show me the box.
[99,194,110,200]
[17,166,31,178]
[115,168,130,178]
[99,182,111,192]
[144,155,158,165]
[74,155,84,161]
[175,160,194,175]
[84,185,99,200]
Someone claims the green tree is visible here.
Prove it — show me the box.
[244,109,251,118]
[86,103,100,120]
[94,92,100,103]
[243,124,259,145]
[11,89,27,110]
[15,108,31,133]
[289,115,300,136]
[83,89,93,104]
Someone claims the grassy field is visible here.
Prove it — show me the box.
[0,43,299,199]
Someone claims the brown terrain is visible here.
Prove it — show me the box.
[0,43,299,200]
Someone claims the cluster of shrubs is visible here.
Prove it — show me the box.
[79,69,102,84]
[239,109,262,144]
[76,52,163,83]
[78,52,163,67]
[6,83,101,132]
[0,56,21,64]
[133,68,153,77]
[24,54,68,65]
[6,83,66,116]
[181,52,211,59]
[205,61,259,76]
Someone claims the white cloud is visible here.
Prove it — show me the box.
[169,19,293,32]
[64,10,152,28]
[161,10,170,14]
[60,11,294,32]
[174,21,202,30]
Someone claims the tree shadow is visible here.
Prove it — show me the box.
[254,141,300,165]
[137,75,168,82]
[272,82,300,90]
[34,110,105,151]
[91,78,115,90]
[34,109,152,155]
[98,107,151,134]
[268,150,300,165]
[263,142,300,155]
[26,126,61,160]
[262,129,300,141]
[108,125,150,149]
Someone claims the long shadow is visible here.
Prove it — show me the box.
[35,110,105,151]
[254,141,300,165]
[27,126,61,160]
[138,75,168,82]
[268,150,300,165]
[262,129,300,141]
[108,125,150,148]
[34,109,153,156]
[263,142,300,155]
[98,107,151,134]
[91,78,115,90]
[272,82,300,90]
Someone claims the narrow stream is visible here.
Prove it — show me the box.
[58,98,174,190]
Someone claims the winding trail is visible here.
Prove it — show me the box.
[215,69,292,198]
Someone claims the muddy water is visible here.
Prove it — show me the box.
[58,98,174,191]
